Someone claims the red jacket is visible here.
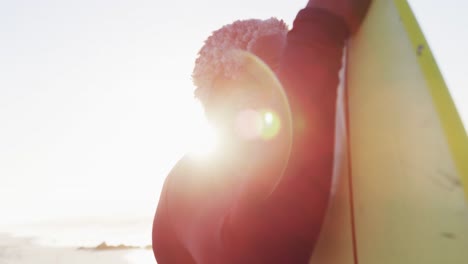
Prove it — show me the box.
[153,7,348,264]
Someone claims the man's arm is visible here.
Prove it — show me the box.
[221,4,369,263]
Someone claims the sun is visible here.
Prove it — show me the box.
[186,100,219,158]
[188,121,219,158]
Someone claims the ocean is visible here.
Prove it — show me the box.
[0,217,155,264]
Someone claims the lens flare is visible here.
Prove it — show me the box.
[190,51,293,200]
[235,109,263,140]
[260,110,281,140]
[234,109,281,141]
[264,111,274,125]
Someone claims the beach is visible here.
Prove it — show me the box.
[0,217,156,264]
[0,233,155,264]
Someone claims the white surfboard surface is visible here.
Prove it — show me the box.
[310,1,468,263]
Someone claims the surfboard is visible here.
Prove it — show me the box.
[309,1,468,263]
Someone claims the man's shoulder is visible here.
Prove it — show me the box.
[166,154,233,200]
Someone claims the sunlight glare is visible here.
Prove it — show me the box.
[187,102,219,158]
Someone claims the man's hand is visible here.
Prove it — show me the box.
[307,0,372,34]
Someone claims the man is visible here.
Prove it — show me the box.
[153,0,371,263]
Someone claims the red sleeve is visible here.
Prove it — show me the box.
[221,8,349,263]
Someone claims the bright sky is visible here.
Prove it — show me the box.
[0,0,466,227]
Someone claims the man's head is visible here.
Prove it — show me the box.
[192,18,288,138]
[191,18,294,194]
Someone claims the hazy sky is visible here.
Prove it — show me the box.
[0,0,466,225]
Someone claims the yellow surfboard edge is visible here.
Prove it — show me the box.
[394,0,468,200]
[310,1,468,263]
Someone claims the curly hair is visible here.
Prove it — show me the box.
[192,18,289,103]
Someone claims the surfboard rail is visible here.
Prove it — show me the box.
[309,1,468,263]
[394,0,468,200]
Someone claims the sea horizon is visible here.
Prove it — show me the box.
[0,216,156,264]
